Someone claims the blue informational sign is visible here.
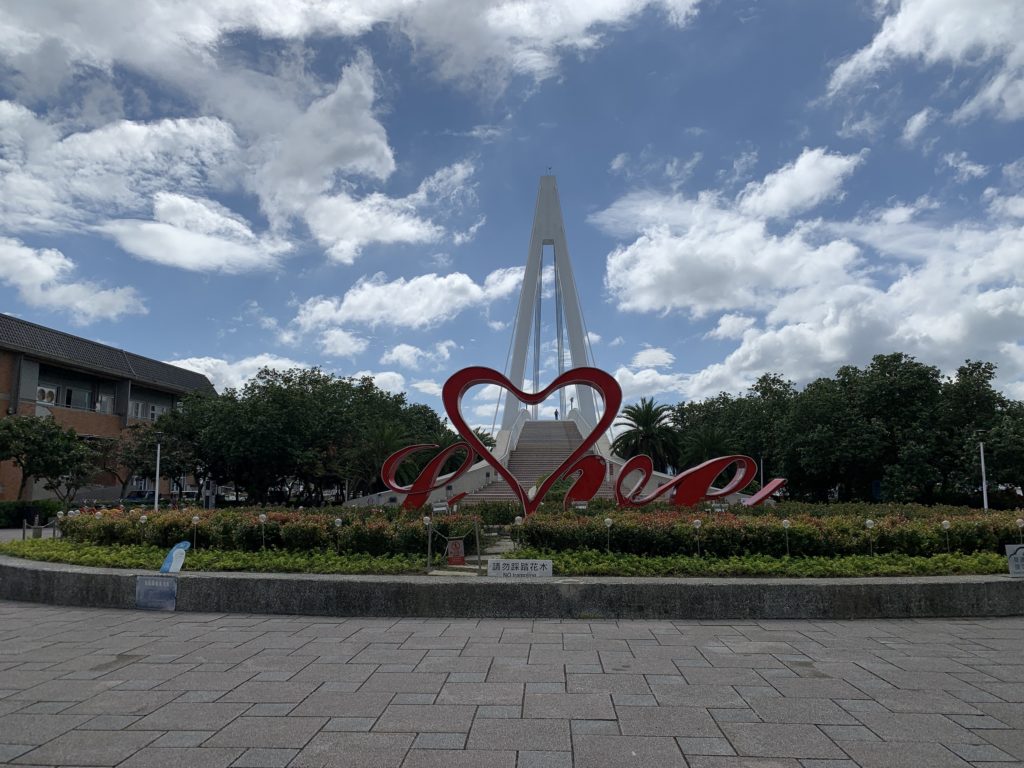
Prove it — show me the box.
[159,541,191,574]
[135,576,177,611]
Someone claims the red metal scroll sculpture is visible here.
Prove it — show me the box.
[380,442,475,510]
[381,365,786,513]
[442,366,622,517]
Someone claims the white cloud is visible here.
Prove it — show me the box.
[0,104,240,232]
[595,192,862,319]
[706,314,755,340]
[942,151,989,183]
[303,159,477,264]
[380,340,456,369]
[254,52,395,204]
[1,1,702,96]
[1004,158,1024,187]
[453,216,486,246]
[352,369,406,394]
[901,108,935,145]
[411,379,442,397]
[630,347,675,369]
[295,266,523,331]
[719,149,758,187]
[587,331,601,345]
[594,150,1024,401]
[100,193,291,273]
[0,237,145,324]
[320,328,368,357]
[987,193,1024,219]
[609,153,629,173]
[168,353,307,392]
[828,0,1024,121]
[305,191,445,264]
[613,365,687,402]
[737,147,865,219]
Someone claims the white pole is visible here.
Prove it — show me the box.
[154,440,162,513]
[979,441,988,511]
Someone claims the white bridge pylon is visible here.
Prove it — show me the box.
[500,175,599,431]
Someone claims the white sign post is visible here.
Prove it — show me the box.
[487,559,553,578]
[1006,544,1024,578]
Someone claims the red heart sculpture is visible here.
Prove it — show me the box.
[442,366,622,516]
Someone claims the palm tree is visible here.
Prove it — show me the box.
[612,397,679,473]
[679,423,733,468]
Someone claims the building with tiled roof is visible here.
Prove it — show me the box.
[0,314,214,502]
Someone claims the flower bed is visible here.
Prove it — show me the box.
[518,509,1022,557]
[59,507,482,555]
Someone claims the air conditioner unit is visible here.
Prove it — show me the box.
[37,386,56,404]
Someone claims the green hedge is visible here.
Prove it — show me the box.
[510,548,1008,577]
[0,500,62,527]
[60,508,482,556]
[519,510,1022,557]
[0,540,425,573]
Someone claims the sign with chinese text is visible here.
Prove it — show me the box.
[487,559,553,578]
[135,575,177,611]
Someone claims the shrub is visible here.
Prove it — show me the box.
[0,500,62,527]
[58,506,482,556]
[519,509,1021,557]
[510,547,1008,577]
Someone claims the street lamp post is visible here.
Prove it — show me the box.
[979,441,989,511]
[154,431,163,514]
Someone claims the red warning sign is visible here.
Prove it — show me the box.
[446,539,465,566]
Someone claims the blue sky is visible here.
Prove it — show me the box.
[2,0,1023,431]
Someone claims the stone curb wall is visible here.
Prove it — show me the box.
[1,555,1022,619]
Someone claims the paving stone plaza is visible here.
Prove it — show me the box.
[1,600,1022,767]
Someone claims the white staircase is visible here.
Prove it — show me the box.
[460,421,614,505]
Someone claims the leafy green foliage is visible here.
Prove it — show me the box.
[0,539,423,574]
[518,507,1022,557]
[509,548,1008,577]
[58,506,482,556]
[612,397,680,473]
[0,416,100,504]
[671,354,1024,505]
[0,499,62,526]
[150,367,452,504]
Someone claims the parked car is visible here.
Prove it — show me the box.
[120,490,156,506]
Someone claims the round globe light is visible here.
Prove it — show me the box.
[782,519,790,529]
[139,515,148,524]
[865,519,875,529]
[334,518,342,528]
[57,510,65,519]
[423,516,431,526]
[941,520,951,530]
[514,516,523,526]
[692,519,702,529]
[1017,518,1024,529]
[258,514,267,523]
[604,518,613,528]
[192,516,200,525]
[95,511,102,519]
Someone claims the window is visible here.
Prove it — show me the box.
[130,401,143,419]
[96,394,114,414]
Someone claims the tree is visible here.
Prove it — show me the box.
[612,397,679,473]
[43,438,98,511]
[95,424,158,498]
[678,423,733,468]
[0,416,99,507]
